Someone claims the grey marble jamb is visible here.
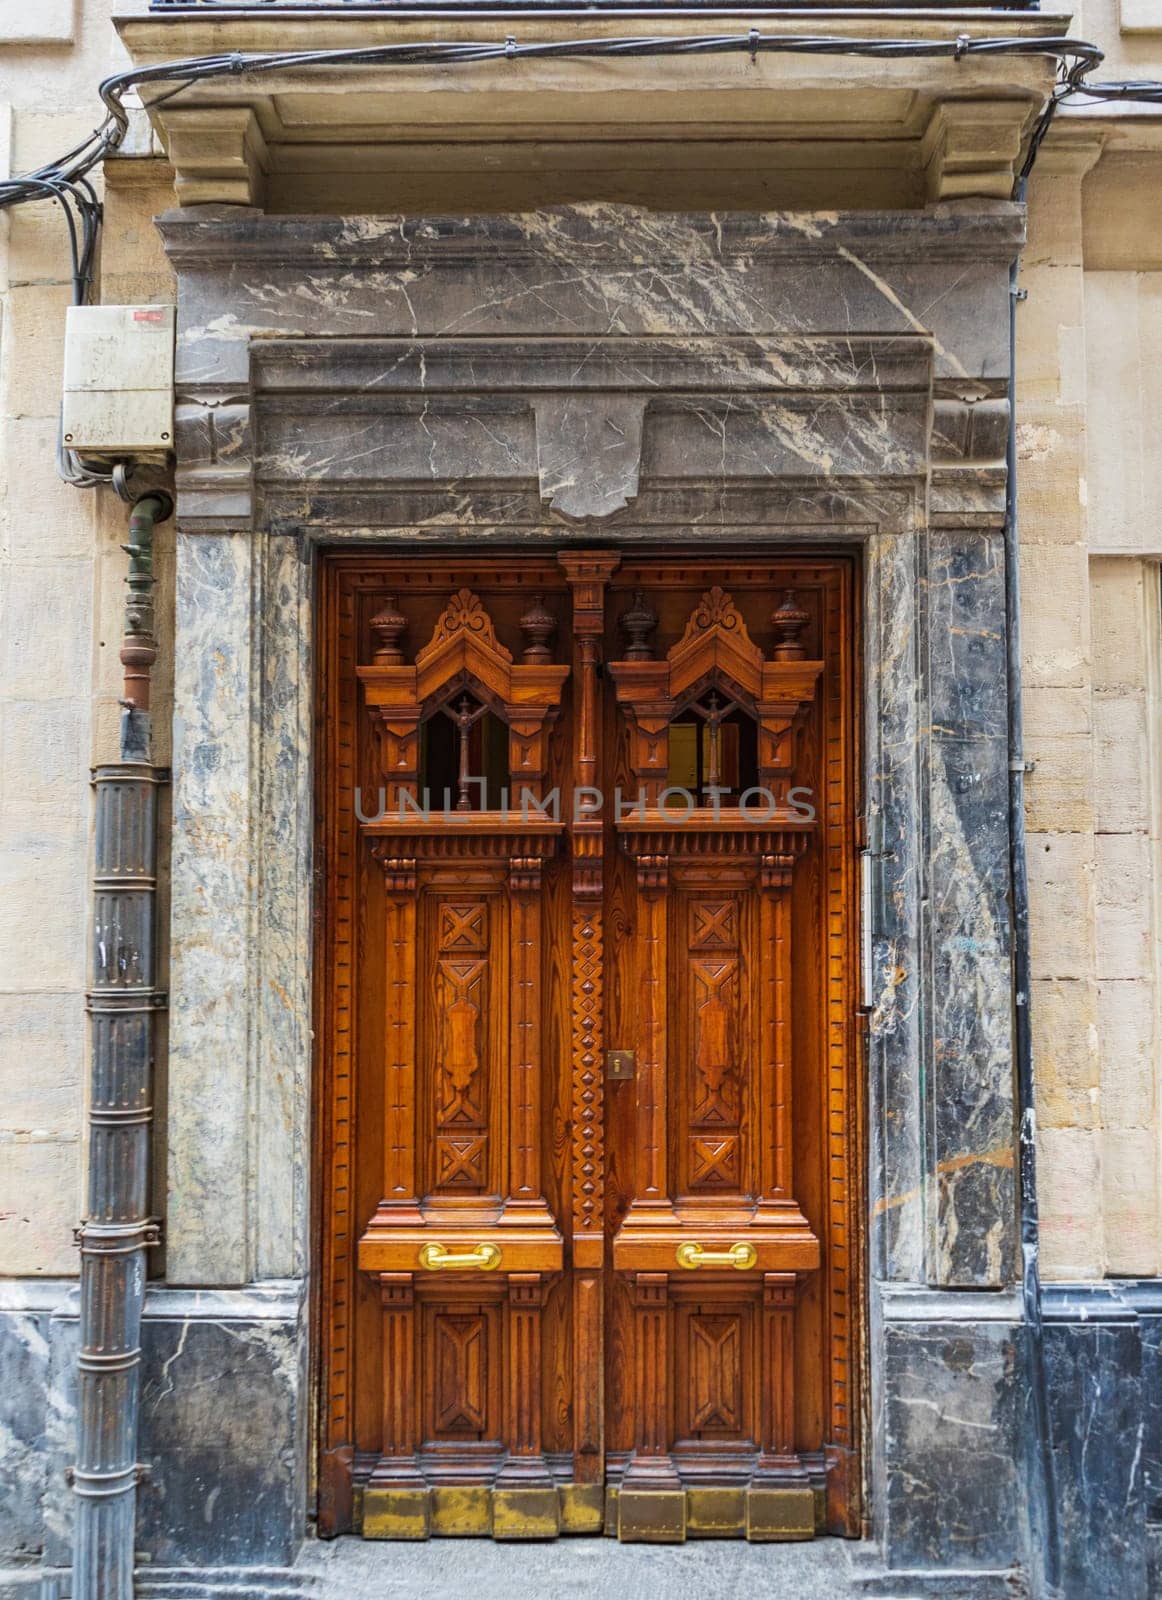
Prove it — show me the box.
[925,533,1015,1286]
[166,532,313,1288]
[167,532,260,1286]
[865,525,928,1287]
[253,536,313,1283]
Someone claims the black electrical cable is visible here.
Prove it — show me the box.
[0,28,1119,222]
[4,165,110,485]
[0,24,1155,491]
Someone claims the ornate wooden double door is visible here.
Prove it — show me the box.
[317,547,862,1544]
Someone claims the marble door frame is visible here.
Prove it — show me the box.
[153,202,1029,1576]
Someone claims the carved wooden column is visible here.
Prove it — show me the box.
[506,856,548,1217]
[364,1273,429,1540]
[559,553,619,1528]
[367,596,420,815]
[758,852,794,1209]
[748,1272,813,1541]
[493,1274,558,1537]
[380,857,422,1224]
[619,1272,685,1541]
[569,838,605,1483]
[635,855,671,1208]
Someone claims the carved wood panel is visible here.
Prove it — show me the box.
[686,1310,746,1435]
[316,550,863,1543]
[684,892,746,1195]
[428,1306,495,1438]
[429,895,492,1194]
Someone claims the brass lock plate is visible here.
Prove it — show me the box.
[606,1050,635,1081]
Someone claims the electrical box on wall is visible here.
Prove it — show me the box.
[61,305,175,463]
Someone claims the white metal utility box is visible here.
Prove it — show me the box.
[61,304,175,462]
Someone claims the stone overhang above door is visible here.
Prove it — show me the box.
[156,204,1020,536]
[117,9,1066,212]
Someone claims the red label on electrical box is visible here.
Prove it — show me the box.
[133,309,166,323]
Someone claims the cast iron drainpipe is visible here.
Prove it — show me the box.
[1006,172,1063,1600]
[72,490,172,1600]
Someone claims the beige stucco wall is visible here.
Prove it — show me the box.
[0,1,1159,1284]
[0,0,175,1274]
[1021,104,1162,1278]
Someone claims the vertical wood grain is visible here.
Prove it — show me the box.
[382,860,418,1206]
[755,1272,801,1475]
[635,859,670,1204]
[508,860,543,1205]
[759,864,794,1203]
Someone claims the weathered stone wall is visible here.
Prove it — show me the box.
[1020,120,1162,1282]
[0,0,174,1280]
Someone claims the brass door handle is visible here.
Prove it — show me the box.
[419,1241,502,1272]
[675,1241,757,1271]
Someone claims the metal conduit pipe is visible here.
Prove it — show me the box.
[73,490,172,1600]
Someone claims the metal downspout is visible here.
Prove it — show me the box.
[73,491,172,1600]
[1006,176,1063,1600]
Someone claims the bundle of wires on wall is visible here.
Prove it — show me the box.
[3,143,108,486]
[0,27,1160,487]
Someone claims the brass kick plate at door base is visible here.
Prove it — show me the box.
[606,1050,635,1081]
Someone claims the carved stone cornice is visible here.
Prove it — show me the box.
[118,12,1060,211]
[156,203,1027,270]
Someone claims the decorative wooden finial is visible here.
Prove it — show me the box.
[770,590,810,661]
[619,590,658,661]
[519,594,556,664]
[370,595,408,664]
